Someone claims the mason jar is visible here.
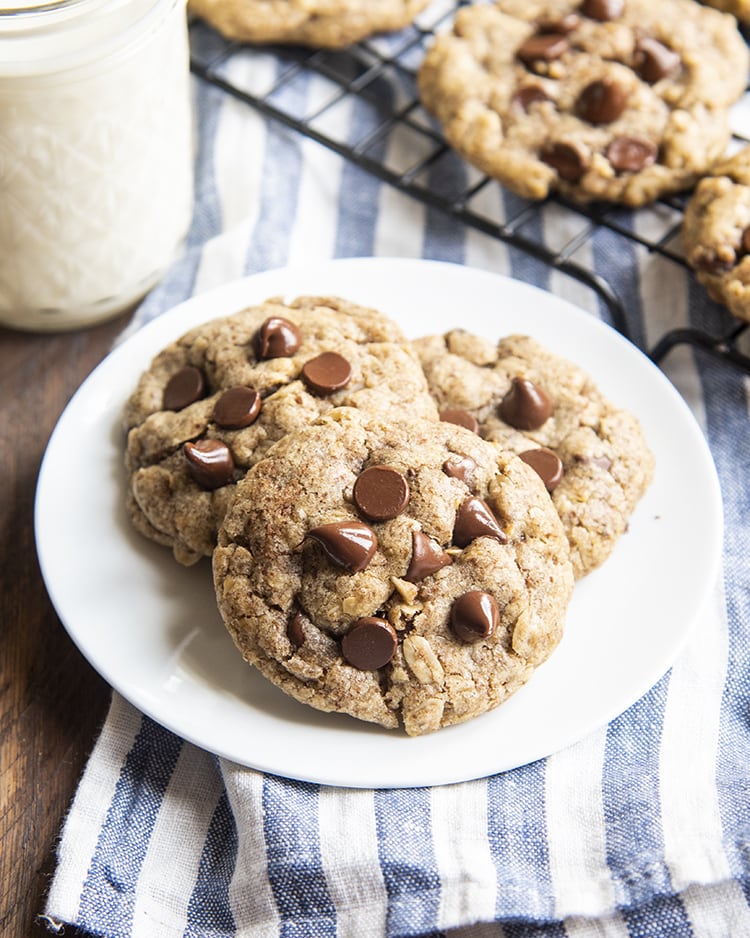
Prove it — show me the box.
[0,0,194,331]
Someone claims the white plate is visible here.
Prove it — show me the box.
[35,258,723,789]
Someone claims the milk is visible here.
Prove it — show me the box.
[0,0,194,330]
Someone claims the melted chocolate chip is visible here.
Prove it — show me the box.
[183,439,234,489]
[540,141,589,182]
[450,591,499,644]
[439,409,480,434]
[500,377,553,430]
[163,366,205,411]
[341,617,398,670]
[442,455,477,484]
[580,0,624,21]
[512,85,553,112]
[606,135,658,173]
[405,530,453,582]
[742,227,750,255]
[301,352,352,395]
[575,77,628,125]
[537,13,580,33]
[517,32,569,65]
[254,316,302,360]
[306,521,377,572]
[213,386,262,429]
[287,610,308,648]
[453,497,507,548]
[353,466,410,522]
[634,38,680,83]
[519,447,564,492]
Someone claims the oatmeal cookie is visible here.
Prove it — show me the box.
[188,0,431,48]
[682,146,750,323]
[417,0,748,205]
[413,330,654,579]
[124,295,437,565]
[213,409,574,736]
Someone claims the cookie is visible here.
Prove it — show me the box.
[417,0,748,205]
[124,295,438,565]
[187,0,431,49]
[413,331,654,579]
[682,146,750,323]
[213,409,574,736]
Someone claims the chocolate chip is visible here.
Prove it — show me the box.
[405,530,453,582]
[183,439,234,489]
[287,610,308,648]
[254,316,302,360]
[306,521,377,572]
[450,591,499,644]
[163,366,205,411]
[606,135,658,173]
[517,32,569,65]
[742,228,750,256]
[575,77,628,125]
[519,447,564,492]
[213,386,262,429]
[500,377,553,430]
[537,13,580,33]
[540,141,588,182]
[580,0,624,21]
[453,497,507,548]
[512,85,553,112]
[634,38,680,83]
[341,617,397,670]
[439,409,480,434]
[353,466,410,522]
[442,455,476,484]
[301,352,352,395]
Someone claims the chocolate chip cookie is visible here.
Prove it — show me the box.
[213,409,574,736]
[682,146,750,323]
[413,331,654,579]
[124,296,438,565]
[417,0,748,205]
[187,0,431,48]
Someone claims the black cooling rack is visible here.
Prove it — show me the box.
[188,6,750,376]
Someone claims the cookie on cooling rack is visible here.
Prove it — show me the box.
[416,0,748,205]
[213,409,574,736]
[413,330,654,579]
[682,146,750,323]
[187,0,431,49]
[123,295,438,565]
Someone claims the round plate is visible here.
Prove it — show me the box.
[34,258,723,788]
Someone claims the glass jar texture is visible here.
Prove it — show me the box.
[0,0,194,331]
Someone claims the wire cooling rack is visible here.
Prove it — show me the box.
[188,5,750,376]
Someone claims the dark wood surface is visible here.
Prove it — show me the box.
[1,312,133,938]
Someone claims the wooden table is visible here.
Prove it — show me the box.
[1,311,134,937]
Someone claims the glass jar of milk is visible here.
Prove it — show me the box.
[0,0,194,331]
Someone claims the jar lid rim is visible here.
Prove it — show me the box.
[0,0,182,74]
[0,0,98,14]
[0,0,164,24]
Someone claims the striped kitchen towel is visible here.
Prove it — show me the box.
[43,16,750,938]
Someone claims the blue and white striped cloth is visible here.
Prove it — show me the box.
[43,20,750,938]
